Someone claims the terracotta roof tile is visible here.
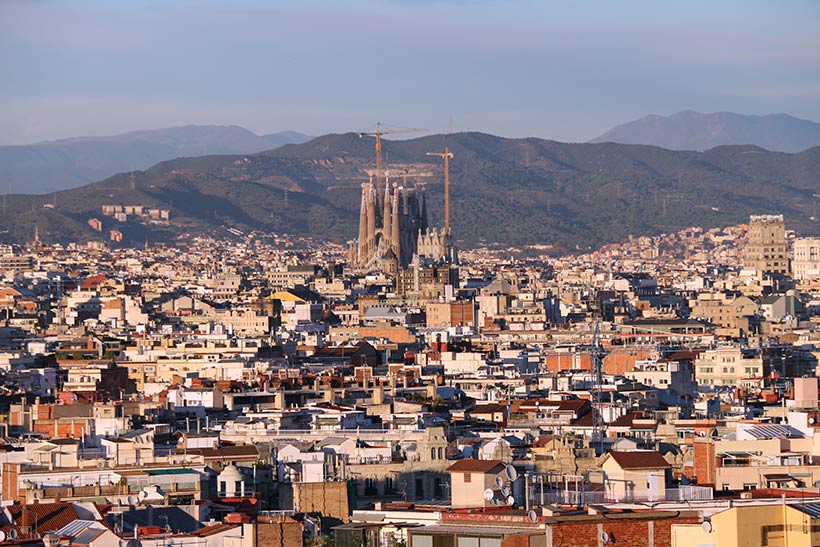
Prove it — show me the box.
[447,459,506,474]
[607,451,670,470]
[7,503,81,536]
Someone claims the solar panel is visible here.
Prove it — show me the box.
[746,424,804,439]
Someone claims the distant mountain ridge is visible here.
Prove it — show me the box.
[0,125,312,194]
[590,110,820,152]
[1,132,818,251]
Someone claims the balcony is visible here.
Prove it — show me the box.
[532,484,713,505]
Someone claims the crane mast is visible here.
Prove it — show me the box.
[358,123,426,204]
[426,147,454,235]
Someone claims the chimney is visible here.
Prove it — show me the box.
[373,386,384,405]
[273,389,285,410]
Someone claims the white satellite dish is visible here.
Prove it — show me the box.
[501,485,511,497]
[495,476,504,488]
[527,510,537,523]
[601,532,610,542]
[483,488,495,501]
[701,521,713,533]
[492,498,501,506]
[8,529,17,539]
[127,495,138,506]
[506,495,515,506]
[0,530,7,542]
[506,466,518,481]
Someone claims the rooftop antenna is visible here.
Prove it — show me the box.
[591,320,605,454]
[130,167,136,191]
[56,277,63,335]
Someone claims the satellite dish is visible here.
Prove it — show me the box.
[702,521,713,533]
[527,510,538,523]
[601,532,610,542]
[492,498,501,506]
[0,530,7,542]
[127,495,138,506]
[8,529,17,539]
[501,485,511,497]
[483,488,495,501]
[506,466,518,481]
[495,476,504,488]
[810,418,815,425]
[506,495,515,505]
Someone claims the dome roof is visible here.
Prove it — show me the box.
[218,464,243,482]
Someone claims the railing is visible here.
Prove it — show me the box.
[531,485,713,506]
[220,428,426,438]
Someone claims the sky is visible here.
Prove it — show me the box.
[1,0,819,145]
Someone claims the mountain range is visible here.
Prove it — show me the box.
[0,125,311,194]
[1,132,818,252]
[590,110,820,153]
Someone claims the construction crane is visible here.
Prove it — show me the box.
[358,123,426,193]
[426,147,454,235]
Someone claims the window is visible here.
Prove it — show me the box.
[463,473,471,483]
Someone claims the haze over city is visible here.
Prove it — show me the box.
[2,0,820,144]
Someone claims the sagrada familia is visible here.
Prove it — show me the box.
[348,174,455,274]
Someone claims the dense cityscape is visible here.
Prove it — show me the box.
[4,2,820,547]
[0,187,819,546]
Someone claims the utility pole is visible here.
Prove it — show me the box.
[426,147,454,235]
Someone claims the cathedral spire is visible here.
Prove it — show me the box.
[391,183,400,261]
[383,174,392,243]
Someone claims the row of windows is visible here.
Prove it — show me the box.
[699,367,760,375]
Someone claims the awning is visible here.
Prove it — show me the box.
[764,474,795,481]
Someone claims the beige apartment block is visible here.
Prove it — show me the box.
[744,214,788,276]
[694,346,763,387]
[793,237,820,279]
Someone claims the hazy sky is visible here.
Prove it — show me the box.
[1,0,819,145]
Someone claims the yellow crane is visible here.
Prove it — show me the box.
[426,147,454,235]
[358,123,426,190]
